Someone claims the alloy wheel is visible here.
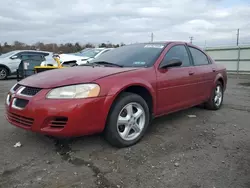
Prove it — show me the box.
[0,69,7,79]
[117,102,146,141]
[214,85,222,107]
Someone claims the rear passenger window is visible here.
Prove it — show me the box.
[21,54,43,61]
[31,55,44,61]
[189,47,209,65]
[20,54,30,60]
[163,45,190,67]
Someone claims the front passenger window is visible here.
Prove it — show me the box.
[10,53,21,59]
[162,45,191,67]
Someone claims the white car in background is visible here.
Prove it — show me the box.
[59,48,114,67]
[0,50,54,79]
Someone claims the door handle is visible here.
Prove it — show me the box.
[189,71,194,75]
[212,68,216,72]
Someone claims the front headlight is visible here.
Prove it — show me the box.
[46,84,100,99]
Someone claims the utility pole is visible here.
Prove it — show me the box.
[189,36,193,44]
[236,28,240,46]
[151,32,154,42]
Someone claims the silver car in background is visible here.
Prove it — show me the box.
[0,50,54,80]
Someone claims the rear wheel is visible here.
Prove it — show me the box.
[205,81,224,110]
[0,67,8,80]
[104,92,150,148]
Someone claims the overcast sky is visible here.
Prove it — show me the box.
[0,0,250,47]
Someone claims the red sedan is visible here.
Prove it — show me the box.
[5,42,227,148]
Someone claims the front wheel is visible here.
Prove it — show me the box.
[104,92,150,148]
[205,81,224,110]
[0,67,8,80]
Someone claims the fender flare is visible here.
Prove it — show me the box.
[210,72,228,96]
[214,73,225,89]
[103,77,156,118]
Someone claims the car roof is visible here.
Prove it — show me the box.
[135,41,189,45]
[14,50,53,54]
[95,48,114,50]
[128,42,170,46]
[131,41,197,45]
[129,41,202,50]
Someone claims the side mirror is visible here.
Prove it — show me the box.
[159,58,182,69]
[10,55,18,59]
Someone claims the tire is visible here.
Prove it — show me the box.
[205,81,224,110]
[104,92,150,148]
[0,67,8,80]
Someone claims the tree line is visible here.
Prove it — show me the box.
[0,41,126,54]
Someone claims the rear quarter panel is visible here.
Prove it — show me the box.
[210,57,227,91]
[216,64,227,91]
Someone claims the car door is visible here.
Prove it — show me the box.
[187,46,215,100]
[156,44,199,115]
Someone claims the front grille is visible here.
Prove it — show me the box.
[15,98,29,108]
[21,87,41,96]
[7,112,34,127]
[13,84,21,91]
[49,117,68,128]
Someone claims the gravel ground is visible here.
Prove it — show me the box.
[0,75,250,188]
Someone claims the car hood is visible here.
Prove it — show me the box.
[19,66,139,88]
[59,54,89,62]
[0,57,6,61]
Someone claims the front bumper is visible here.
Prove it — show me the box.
[5,85,112,137]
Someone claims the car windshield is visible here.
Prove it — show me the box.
[0,51,18,58]
[73,48,91,56]
[79,48,91,53]
[89,43,166,67]
[77,49,103,58]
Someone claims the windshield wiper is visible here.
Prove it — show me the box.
[92,61,123,67]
